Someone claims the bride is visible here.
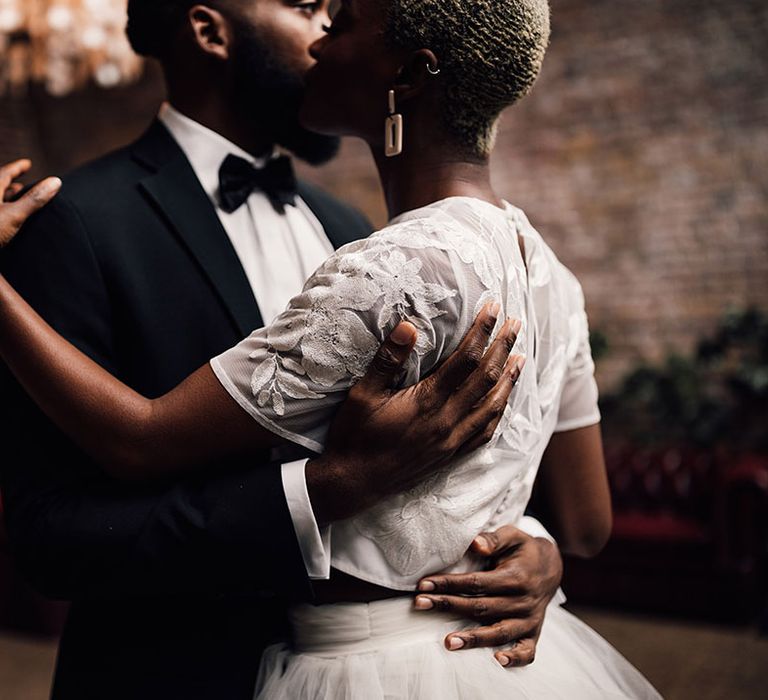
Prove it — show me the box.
[0,0,661,697]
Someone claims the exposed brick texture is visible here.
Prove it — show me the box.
[1,0,766,390]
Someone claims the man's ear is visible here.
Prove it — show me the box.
[188,4,233,61]
[394,49,440,105]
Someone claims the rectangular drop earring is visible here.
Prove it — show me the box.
[385,89,403,157]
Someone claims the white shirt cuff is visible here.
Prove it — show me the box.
[516,515,567,607]
[281,459,331,580]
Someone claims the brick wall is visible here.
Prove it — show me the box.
[298,0,768,390]
[1,0,766,390]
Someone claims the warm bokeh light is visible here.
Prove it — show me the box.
[0,0,142,96]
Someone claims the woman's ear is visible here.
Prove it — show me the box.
[394,49,440,104]
[188,4,232,61]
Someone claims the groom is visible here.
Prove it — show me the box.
[0,1,562,698]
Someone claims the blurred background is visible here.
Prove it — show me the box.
[1,0,767,698]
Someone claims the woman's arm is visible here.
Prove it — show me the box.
[0,272,279,478]
[0,160,521,487]
[534,424,612,557]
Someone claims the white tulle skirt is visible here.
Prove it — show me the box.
[254,597,662,699]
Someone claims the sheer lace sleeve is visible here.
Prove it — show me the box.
[210,222,481,454]
[554,276,601,432]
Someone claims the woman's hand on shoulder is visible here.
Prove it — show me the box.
[0,160,61,248]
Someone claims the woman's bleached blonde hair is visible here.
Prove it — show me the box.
[383,0,551,159]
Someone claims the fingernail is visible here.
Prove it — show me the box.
[515,356,527,373]
[418,580,435,592]
[488,301,501,318]
[391,323,413,346]
[414,596,434,610]
[448,637,465,650]
[473,535,490,550]
[510,319,522,335]
[44,177,62,194]
[499,655,511,667]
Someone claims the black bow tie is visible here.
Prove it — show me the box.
[218,153,298,214]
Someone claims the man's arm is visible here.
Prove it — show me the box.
[2,316,523,600]
[0,164,524,599]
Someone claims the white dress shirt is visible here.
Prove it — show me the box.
[160,104,558,586]
[159,103,332,579]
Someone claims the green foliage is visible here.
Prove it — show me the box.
[589,330,610,362]
[599,308,768,452]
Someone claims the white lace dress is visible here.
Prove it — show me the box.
[210,197,661,699]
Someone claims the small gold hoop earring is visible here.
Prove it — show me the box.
[385,89,403,158]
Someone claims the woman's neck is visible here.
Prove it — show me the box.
[372,143,502,221]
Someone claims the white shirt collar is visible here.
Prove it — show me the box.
[158,102,275,204]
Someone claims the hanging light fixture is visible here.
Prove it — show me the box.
[0,0,143,97]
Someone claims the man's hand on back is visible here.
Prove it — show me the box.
[415,525,563,667]
[307,302,524,526]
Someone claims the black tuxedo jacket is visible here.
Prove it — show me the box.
[0,121,373,699]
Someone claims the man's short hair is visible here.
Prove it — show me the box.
[384,0,551,159]
[126,0,197,59]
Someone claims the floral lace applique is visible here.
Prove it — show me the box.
[389,215,506,291]
[353,458,505,576]
[248,240,458,415]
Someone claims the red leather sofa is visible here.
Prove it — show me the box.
[563,442,768,623]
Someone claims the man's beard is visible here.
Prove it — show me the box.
[230,23,341,166]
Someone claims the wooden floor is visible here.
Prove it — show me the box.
[0,631,56,700]
[573,607,768,699]
[1,606,766,699]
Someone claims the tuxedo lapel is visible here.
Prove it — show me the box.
[132,122,264,337]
